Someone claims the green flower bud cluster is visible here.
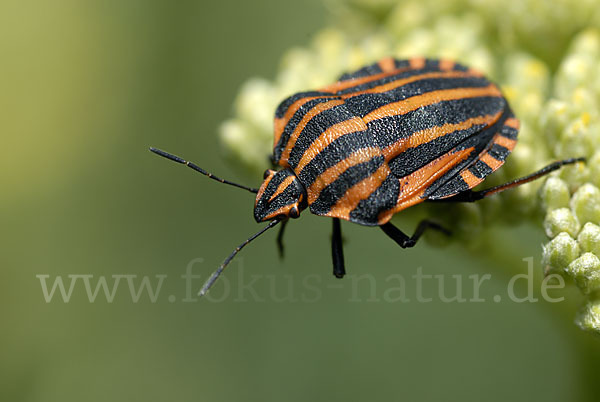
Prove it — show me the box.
[539,30,600,335]
[331,0,600,65]
[219,1,600,334]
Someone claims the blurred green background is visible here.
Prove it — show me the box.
[2,1,600,401]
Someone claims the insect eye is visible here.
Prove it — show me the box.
[289,206,300,219]
[263,170,271,179]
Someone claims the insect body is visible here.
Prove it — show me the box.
[151,57,583,295]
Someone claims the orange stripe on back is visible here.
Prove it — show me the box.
[320,69,410,93]
[262,204,295,221]
[255,170,275,207]
[326,164,391,221]
[439,59,455,71]
[296,117,367,172]
[460,169,482,188]
[363,85,502,124]
[494,135,517,151]
[410,57,426,69]
[378,57,397,72]
[480,152,503,170]
[307,147,382,204]
[504,117,520,129]
[273,95,336,147]
[278,99,345,166]
[268,176,295,202]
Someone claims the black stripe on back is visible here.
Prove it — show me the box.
[309,155,385,216]
[287,105,356,169]
[297,130,375,189]
[338,59,440,84]
[422,59,441,69]
[500,124,518,139]
[374,96,505,150]
[488,143,510,161]
[343,76,492,116]
[335,66,442,95]
[268,182,301,209]
[274,91,334,118]
[349,174,399,226]
[261,170,290,200]
[338,63,383,82]
[499,108,518,139]
[424,173,470,198]
[394,59,411,69]
[469,160,493,178]
[273,97,340,162]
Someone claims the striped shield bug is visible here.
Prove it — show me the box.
[151,57,584,295]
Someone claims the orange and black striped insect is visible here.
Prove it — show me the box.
[151,57,583,295]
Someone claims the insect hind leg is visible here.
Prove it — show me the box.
[380,220,451,249]
[432,157,585,203]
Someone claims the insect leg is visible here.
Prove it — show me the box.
[331,218,346,278]
[435,157,585,203]
[276,219,288,259]
[380,220,451,248]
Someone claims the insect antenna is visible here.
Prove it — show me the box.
[149,147,259,194]
[199,219,281,296]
